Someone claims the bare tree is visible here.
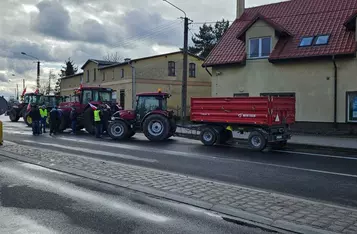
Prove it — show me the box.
[103,52,123,62]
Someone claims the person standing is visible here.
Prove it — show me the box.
[94,106,103,138]
[49,106,60,136]
[70,107,78,135]
[28,104,41,136]
[39,105,48,134]
[102,105,110,135]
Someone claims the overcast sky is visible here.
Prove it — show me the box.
[0,0,285,98]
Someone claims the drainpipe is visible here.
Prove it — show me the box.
[332,55,338,129]
[204,65,212,77]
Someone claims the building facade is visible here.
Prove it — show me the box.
[60,51,211,114]
[203,0,357,132]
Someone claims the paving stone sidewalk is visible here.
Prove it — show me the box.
[1,144,357,234]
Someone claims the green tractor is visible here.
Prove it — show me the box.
[24,95,64,127]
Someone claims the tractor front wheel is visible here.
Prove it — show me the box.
[24,113,32,127]
[143,114,170,141]
[108,120,129,140]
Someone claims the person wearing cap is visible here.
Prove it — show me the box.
[39,105,48,134]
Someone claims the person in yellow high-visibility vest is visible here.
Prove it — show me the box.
[39,105,48,134]
[94,106,103,138]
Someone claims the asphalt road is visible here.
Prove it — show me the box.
[0,156,272,234]
[2,117,357,209]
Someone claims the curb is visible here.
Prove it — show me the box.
[0,150,341,234]
[175,132,357,153]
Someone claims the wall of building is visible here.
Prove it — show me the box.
[211,57,357,124]
[60,74,83,96]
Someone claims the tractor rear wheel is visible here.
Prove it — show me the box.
[9,109,20,122]
[143,114,170,141]
[58,114,67,132]
[108,120,129,140]
[83,108,95,134]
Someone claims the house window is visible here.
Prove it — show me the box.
[299,36,314,47]
[102,72,105,81]
[93,68,96,81]
[189,63,196,78]
[121,69,124,78]
[314,35,330,45]
[346,92,357,122]
[168,61,175,76]
[86,70,89,82]
[260,92,295,97]
[234,93,249,97]
[249,37,271,59]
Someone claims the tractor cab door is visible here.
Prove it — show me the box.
[135,95,167,123]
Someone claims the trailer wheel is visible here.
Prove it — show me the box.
[143,114,170,141]
[9,109,19,122]
[108,120,129,140]
[248,131,267,151]
[200,128,217,146]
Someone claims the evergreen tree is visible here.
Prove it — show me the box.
[62,57,78,76]
[189,19,230,58]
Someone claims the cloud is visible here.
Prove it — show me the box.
[31,0,74,40]
[0,73,8,82]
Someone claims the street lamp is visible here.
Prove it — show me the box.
[21,52,40,89]
[163,0,189,122]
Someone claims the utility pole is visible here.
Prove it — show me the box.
[37,61,40,89]
[16,84,19,100]
[163,0,190,122]
[126,58,136,109]
[23,79,25,90]
[182,17,189,121]
[21,52,40,89]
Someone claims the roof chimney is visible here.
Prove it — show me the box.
[236,0,245,19]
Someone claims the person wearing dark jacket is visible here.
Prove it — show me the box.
[70,107,78,135]
[28,104,41,135]
[49,106,60,136]
[101,105,110,134]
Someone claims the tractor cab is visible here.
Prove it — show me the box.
[78,87,113,105]
[135,89,171,121]
[23,93,42,105]
[41,95,63,107]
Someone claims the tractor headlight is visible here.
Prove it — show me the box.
[111,117,115,121]
[12,105,18,108]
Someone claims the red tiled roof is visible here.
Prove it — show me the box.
[203,0,357,67]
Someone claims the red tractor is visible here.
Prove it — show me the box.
[8,93,43,123]
[58,86,119,133]
[107,90,176,141]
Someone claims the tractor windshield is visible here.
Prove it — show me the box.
[94,91,111,102]
[42,96,58,107]
[137,96,167,112]
[24,95,41,104]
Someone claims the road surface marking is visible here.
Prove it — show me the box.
[20,140,357,178]
[0,165,170,223]
[22,140,158,163]
[275,150,357,161]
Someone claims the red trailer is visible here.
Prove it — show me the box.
[190,96,296,151]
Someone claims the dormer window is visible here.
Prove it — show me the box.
[314,35,330,45]
[299,36,314,47]
[248,37,272,59]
